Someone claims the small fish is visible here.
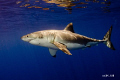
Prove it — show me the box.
[21,23,115,57]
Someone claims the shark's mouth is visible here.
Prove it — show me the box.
[21,38,34,42]
[28,39,34,42]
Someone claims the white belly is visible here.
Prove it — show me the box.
[44,42,85,50]
[29,38,86,50]
[65,43,86,50]
[29,38,58,49]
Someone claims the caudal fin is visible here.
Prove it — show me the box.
[103,26,115,50]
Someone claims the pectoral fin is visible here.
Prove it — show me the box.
[49,48,57,57]
[52,42,72,55]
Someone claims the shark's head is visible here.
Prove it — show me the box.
[21,31,44,45]
[21,33,35,42]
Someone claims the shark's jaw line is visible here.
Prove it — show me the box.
[21,23,115,57]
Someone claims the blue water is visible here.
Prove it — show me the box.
[0,0,120,80]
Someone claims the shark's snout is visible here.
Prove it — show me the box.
[21,35,32,42]
[21,35,27,40]
[21,36,25,40]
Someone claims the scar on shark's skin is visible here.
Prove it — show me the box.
[21,23,115,57]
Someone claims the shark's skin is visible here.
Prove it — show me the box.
[21,23,115,57]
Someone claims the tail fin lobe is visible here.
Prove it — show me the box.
[103,26,115,50]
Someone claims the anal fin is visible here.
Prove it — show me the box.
[87,45,91,47]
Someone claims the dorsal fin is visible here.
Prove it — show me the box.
[64,23,75,33]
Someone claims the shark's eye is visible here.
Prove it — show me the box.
[27,35,29,37]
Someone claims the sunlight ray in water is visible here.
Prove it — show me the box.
[16,0,111,13]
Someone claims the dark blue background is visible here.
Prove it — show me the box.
[0,0,120,80]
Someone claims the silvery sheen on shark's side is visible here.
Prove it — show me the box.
[21,23,115,57]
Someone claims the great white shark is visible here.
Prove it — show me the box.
[21,23,115,57]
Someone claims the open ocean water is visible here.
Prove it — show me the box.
[0,0,120,80]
